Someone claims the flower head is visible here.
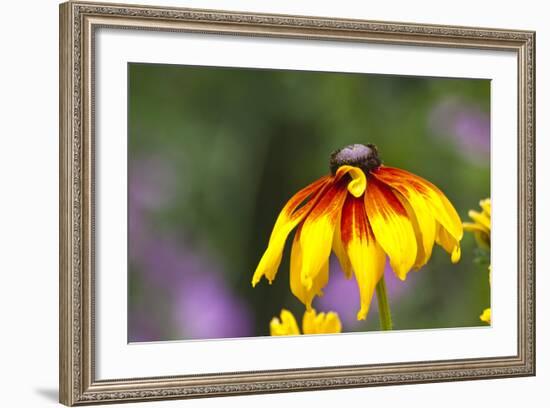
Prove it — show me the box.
[464,198,491,325]
[252,144,463,320]
[270,309,342,336]
[463,198,491,250]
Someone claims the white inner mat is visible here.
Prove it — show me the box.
[95,28,517,380]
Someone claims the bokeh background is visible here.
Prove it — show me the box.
[128,63,490,342]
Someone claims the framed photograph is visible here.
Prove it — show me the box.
[59,1,535,405]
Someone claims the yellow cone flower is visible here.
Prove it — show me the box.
[464,198,491,324]
[463,198,491,250]
[253,144,463,320]
[270,309,342,336]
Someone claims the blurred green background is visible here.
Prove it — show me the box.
[128,63,490,342]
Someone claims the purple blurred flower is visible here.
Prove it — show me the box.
[129,156,177,264]
[128,156,253,342]
[175,274,253,339]
[129,155,177,212]
[316,257,415,328]
[135,233,254,339]
[429,98,490,162]
[132,233,207,291]
[128,310,164,343]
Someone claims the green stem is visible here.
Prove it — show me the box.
[376,276,393,331]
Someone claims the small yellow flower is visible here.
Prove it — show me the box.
[463,198,491,250]
[480,308,491,324]
[253,144,463,320]
[270,309,342,336]
[463,198,491,324]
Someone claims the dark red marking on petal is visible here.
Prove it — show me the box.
[286,176,333,222]
[374,167,433,196]
[306,179,348,222]
[366,177,409,219]
[340,195,369,246]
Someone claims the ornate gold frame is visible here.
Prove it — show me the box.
[59,1,536,405]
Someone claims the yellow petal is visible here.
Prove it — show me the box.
[463,222,487,233]
[373,171,436,270]
[252,176,330,287]
[290,225,329,309]
[374,166,463,243]
[270,309,301,336]
[335,165,366,198]
[394,190,436,269]
[480,198,491,218]
[332,211,353,279]
[463,222,490,249]
[464,199,491,250]
[301,310,316,334]
[480,308,491,324]
[365,178,417,281]
[468,209,490,232]
[320,312,342,333]
[435,223,461,263]
[452,245,461,263]
[302,309,342,334]
[299,183,347,289]
[341,196,387,319]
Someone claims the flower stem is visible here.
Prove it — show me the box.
[376,276,393,331]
